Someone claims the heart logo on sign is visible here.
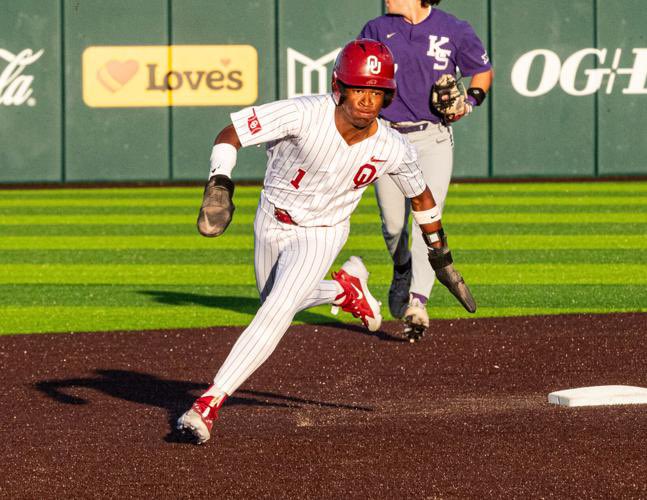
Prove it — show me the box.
[106,60,139,84]
[97,60,139,92]
[220,58,231,67]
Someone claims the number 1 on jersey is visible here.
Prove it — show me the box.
[290,168,306,189]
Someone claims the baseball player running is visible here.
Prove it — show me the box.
[359,0,492,341]
[176,39,475,444]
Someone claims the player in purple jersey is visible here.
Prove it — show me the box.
[359,0,492,341]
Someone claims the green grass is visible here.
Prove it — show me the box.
[1,181,646,335]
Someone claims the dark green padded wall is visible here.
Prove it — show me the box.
[0,0,62,182]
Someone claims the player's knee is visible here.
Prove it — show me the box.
[257,297,298,322]
[381,219,407,247]
[381,212,406,238]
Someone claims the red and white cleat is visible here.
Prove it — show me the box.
[176,393,227,445]
[331,256,382,332]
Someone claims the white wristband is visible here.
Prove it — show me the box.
[209,143,238,179]
[412,206,441,226]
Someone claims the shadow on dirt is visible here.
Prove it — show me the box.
[34,369,373,442]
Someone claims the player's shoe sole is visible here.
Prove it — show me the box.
[176,393,226,445]
[176,408,212,445]
[404,319,427,343]
[403,297,429,343]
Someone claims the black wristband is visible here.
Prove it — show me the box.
[428,246,453,271]
[467,87,486,106]
[422,227,446,248]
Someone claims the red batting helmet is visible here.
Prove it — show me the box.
[332,39,396,107]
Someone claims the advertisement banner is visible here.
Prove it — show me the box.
[82,45,258,108]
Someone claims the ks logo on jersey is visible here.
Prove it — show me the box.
[426,35,452,71]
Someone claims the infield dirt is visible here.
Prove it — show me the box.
[1,313,646,498]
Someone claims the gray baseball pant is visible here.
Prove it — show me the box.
[374,122,453,300]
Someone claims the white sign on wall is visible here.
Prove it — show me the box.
[0,48,43,106]
[287,47,341,98]
[511,48,647,97]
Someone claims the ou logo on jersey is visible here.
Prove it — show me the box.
[511,48,647,96]
[352,164,377,189]
[367,55,382,75]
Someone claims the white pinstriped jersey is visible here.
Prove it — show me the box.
[230,94,426,227]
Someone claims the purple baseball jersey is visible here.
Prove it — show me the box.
[359,9,491,123]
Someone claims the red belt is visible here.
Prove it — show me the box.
[274,207,297,225]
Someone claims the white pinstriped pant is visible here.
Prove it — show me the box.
[213,192,349,395]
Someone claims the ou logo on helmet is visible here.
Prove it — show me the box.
[511,48,647,96]
[367,55,382,75]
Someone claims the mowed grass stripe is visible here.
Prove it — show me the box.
[3,181,645,199]
[3,195,647,208]
[0,187,257,199]
[4,180,646,194]
[1,234,644,250]
[0,285,260,307]
[1,248,645,265]
[2,304,643,335]
[444,182,647,193]
[0,304,374,334]
[0,249,258,265]
[2,222,646,237]
[3,203,645,216]
[0,306,258,334]
[444,196,647,206]
[2,284,644,309]
[3,212,647,225]
[3,263,646,285]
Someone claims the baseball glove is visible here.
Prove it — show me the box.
[429,74,468,124]
[197,175,235,237]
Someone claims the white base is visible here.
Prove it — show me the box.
[548,385,647,407]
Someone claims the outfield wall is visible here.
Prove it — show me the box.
[1,0,646,183]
